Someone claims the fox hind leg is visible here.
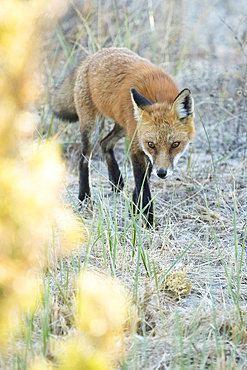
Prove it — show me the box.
[74,62,106,203]
[78,129,91,202]
[100,123,125,192]
[79,117,104,202]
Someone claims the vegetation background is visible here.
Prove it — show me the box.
[0,0,247,369]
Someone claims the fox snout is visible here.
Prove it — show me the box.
[156,168,167,179]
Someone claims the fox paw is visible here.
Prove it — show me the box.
[110,175,124,193]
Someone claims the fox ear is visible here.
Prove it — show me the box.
[173,89,194,120]
[130,88,153,121]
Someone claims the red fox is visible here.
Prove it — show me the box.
[52,47,195,225]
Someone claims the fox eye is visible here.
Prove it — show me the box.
[171,142,180,149]
[148,142,155,149]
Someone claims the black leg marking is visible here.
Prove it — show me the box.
[104,149,124,191]
[131,152,154,226]
[78,118,104,202]
[78,129,91,202]
[78,154,90,201]
[100,123,125,192]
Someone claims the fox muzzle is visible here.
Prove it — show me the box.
[156,168,167,179]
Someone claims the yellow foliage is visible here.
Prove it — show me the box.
[57,339,110,370]
[29,357,52,370]
[0,0,43,157]
[56,210,88,251]
[0,0,87,347]
[54,272,136,369]
[76,272,134,350]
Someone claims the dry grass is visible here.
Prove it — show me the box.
[1,0,246,369]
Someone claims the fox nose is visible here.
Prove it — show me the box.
[157,169,167,179]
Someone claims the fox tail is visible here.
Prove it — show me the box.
[52,67,79,122]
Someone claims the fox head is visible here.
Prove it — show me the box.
[130,88,194,179]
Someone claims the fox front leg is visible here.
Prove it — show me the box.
[131,151,154,226]
[100,122,125,192]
